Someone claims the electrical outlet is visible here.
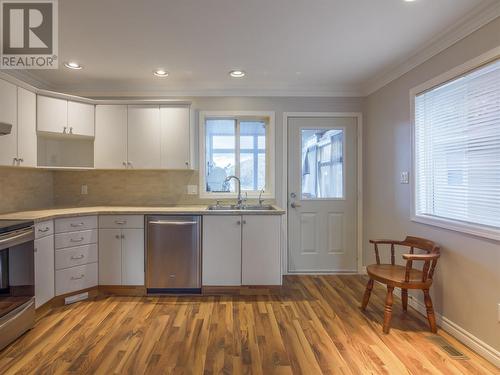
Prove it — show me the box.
[81,184,88,195]
[187,185,198,195]
[400,171,409,184]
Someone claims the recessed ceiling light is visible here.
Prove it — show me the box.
[154,69,169,77]
[64,61,82,70]
[229,70,245,78]
[404,0,417,2]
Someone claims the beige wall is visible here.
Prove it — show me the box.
[0,167,53,214]
[364,18,500,351]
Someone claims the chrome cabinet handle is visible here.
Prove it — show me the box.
[70,222,84,227]
[115,220,127,225]
[69,127,73,134]
[71,274,84,280]
[18,158,23,163]
[70,237,84,242]
[63,126,67,133]
[242,220,246,225]
[38,227,50,233]
[121,234,125,239]
[70,254,85,260]
[122,161,127,167]
[236,220,241,225]
[115,235,120,239]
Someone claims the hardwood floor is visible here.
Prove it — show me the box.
[0,275,496,374]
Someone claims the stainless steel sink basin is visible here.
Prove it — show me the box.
[207,204,275,211]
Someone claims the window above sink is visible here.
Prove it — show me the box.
[199,111,275,199]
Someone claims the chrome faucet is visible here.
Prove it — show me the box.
[258,189,265,206]
[224,175,243,207]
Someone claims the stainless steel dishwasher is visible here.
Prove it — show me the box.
[146,215,201,294]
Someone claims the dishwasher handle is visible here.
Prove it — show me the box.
[149,220,198,226]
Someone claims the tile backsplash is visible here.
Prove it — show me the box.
[0,167,54,214]
[53,170,213,207]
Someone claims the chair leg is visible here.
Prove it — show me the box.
[383,286,394,334]
[423,289,437,333]
[401,289,408,312]
[361,279,374,310]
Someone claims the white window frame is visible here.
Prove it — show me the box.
[199,111,275,199]
[410,47,500,241]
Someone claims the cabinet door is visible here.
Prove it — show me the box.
[160,106,190,169]
[17,88,37,167]
[0,79,17,166]
[68,101,95,137]
[37,95,67,134]
[202,215,242,286]
[127,105,161,169]
[34,235,55,308]
[242,215,281,285]
[98,229,122,285]
[122,228,144,286]
[95,105,127,168]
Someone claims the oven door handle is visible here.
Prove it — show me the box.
[0,299,34,330]
[0,227,34,249]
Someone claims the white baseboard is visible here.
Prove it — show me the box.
[406,294,500,368]
[370,281,500,368]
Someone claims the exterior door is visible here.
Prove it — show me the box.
[288,116,357,273]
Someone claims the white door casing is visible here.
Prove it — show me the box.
[287,116,358,273]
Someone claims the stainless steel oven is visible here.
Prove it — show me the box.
[0,220,35,351]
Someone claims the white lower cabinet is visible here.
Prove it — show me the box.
[55,263,98,296]
[121,229,144,285]
[34,225,55,308]
[54,215,98,296]
[99,215,144,286]
[202,215,282,286]
[241,215,281,285]
[98,229,122,285]
[202,215,242,286]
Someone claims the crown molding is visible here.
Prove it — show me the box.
[362,0,500,96]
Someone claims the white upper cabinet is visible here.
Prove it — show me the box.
[0,79,18,166]
[17,88,37,167]
[160,106,191,169]
[37,95,95,137]
[68,101,95,137]
[95,105,128,168]
[37,95,67,134]
[127,105,161,169]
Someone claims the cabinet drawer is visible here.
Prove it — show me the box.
[99,215,144,229]
[55,215,97,233]
[55,229,97,249]
[55,263,97,296]
[35,220,54,239]
[55,243,98,270]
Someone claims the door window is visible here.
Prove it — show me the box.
[301,128,344,199]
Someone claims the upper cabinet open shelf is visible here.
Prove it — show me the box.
[0,77,195,170]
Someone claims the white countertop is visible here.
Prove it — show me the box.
[0,205,285,222]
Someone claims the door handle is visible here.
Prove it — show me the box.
[290,202,302,208]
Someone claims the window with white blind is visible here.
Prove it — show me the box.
[413,57,500,239]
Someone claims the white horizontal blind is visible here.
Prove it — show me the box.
[415,58,500,229]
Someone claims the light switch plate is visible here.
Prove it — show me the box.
[187,185,198,195]
[400,171,409,184]
[81,184,88,195]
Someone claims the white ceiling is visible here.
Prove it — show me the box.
[7,0,500,96]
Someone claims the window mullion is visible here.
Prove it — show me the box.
[235,118,241,184]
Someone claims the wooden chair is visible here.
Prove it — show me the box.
[361,236,440,334]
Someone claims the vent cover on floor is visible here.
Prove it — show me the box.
[427,335,469,360]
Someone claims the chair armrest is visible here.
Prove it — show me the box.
[402,253,440,261]
[369,239,404,245]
